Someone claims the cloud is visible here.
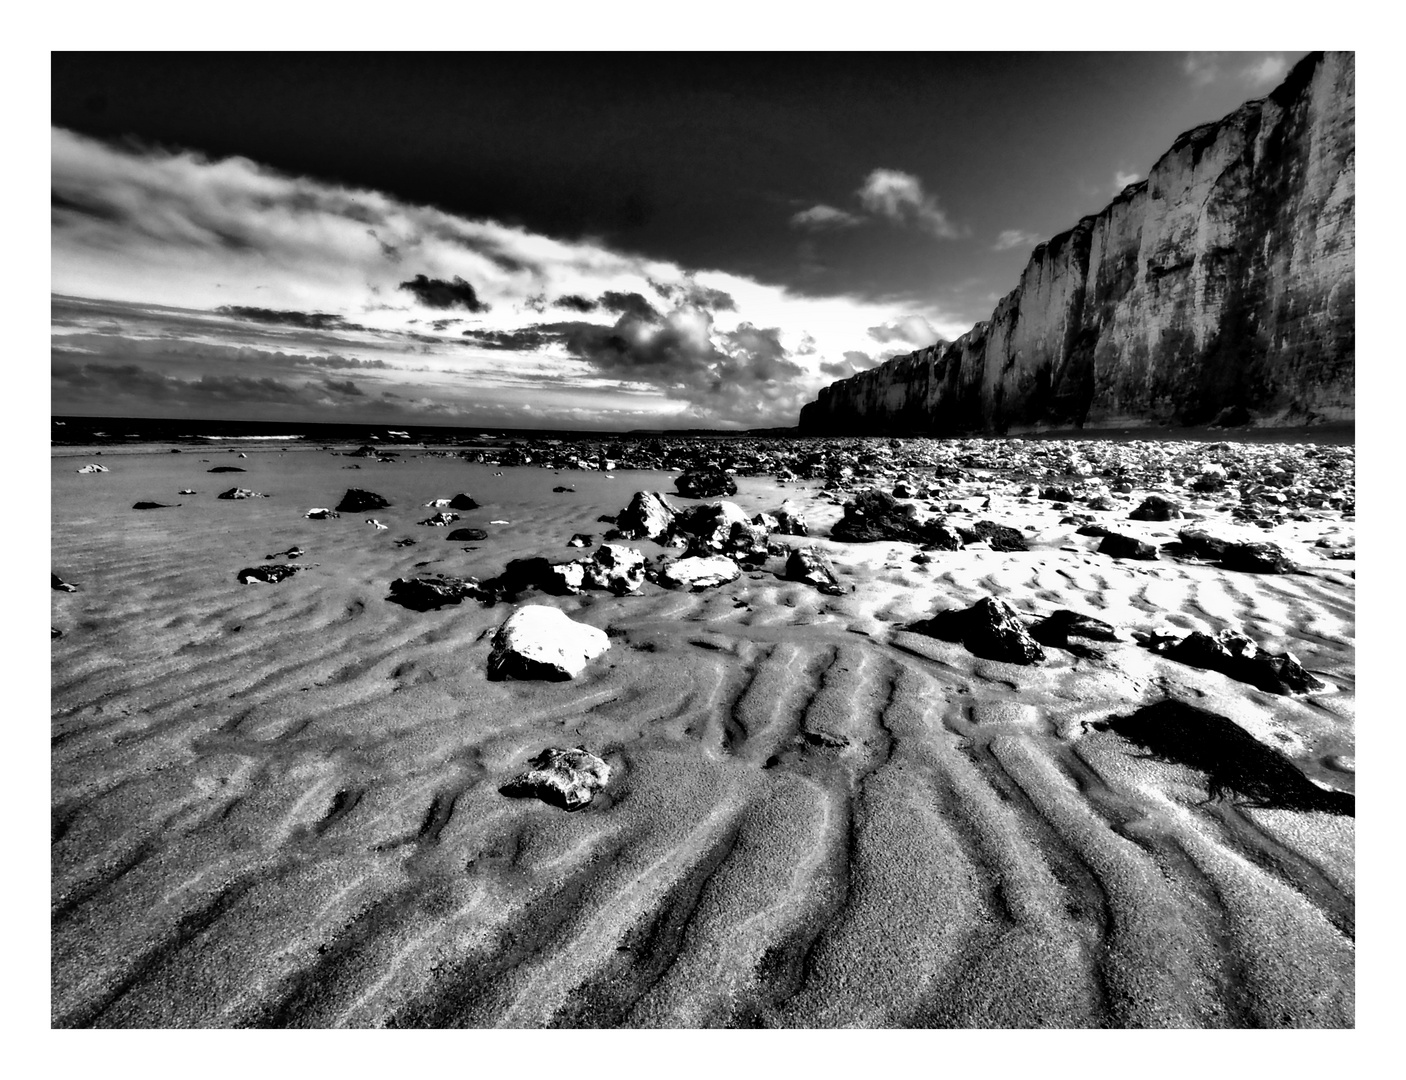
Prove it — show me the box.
[993,229,1040,252]
[397,274,491,313]
[462,328,560,351]
[790,204,864,230]
[598,290,661,321]
[844,350,883,370]
[554,294,598,313]
[867,315,941,348]
[1241,55,1288,88]
[1113,171,1142,193]
[856,169,962,239]
[321,378,364,397]
[217,305,365,332]
[1183,52,1223,86]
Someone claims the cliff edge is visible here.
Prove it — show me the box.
[798,51,1354,435]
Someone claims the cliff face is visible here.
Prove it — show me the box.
[799,51,1354,434]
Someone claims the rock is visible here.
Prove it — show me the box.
[1154,629,1325,695]
[217,487,265,499]
[914,596,1046,665]
[447,527,489,542]
[304,507,339,519]
[335,488,391,513]
[1221,540,1295,574]
[177,488,197,495]
[1076,523,1111,537]
[367,518,389,530]
[1129,495,1182,521]
[418,511,459,527]
[388,574,486,610]
[487,605,610,680]
[959,520,1029,552]
[584,544,646,595]
[925,524,965,551]
[76,463,109,474]
[448,493,479,511]
[1041,486,1075,502]
[774,499,809,536]
[1098,532,1159,560]
[797,54,1355,436]
[500,747,611,810]
[831,489,935,543]
[1085,495,1117,511]
[423,498,452,508]
[237,564,302,585]
[660,555,741,590]
[132,501,175,510]
[207,466,245,473]
[783,546,844,595]
[892,480,916,498]
[393,538,416,547]
[675,467,737,499]
[614,491,677,541]
[672,501,749,551]
[552,485,576,493]
[264,546,304,560]
[567,533,593,548]
[723,520,771,561]
[545,561,587,595]
[52,574,78,592]
[1030,609,1124,651]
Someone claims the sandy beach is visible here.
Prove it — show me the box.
[50,438,1354,1028]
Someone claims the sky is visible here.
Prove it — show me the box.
[51,50,1309,431]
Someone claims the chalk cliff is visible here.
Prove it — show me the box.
[798,51,1354,434]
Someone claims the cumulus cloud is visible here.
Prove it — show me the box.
[554,294,598,313]
[856,169,962,239]
[397,274,491,313]
[598,291,661,322]
[993,229,1040,252]
[790,204,864,230]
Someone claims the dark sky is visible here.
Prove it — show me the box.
[52,51,1308,428]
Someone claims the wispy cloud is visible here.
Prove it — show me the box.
[1241,54,1289,88]
[1184,51,1291,91]
[856,168,963,239]
[1113,170,1142,193]
[992,228,1040,252]
[789,204,863,230]
[1183,52,1224,87]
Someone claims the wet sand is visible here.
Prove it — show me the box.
[50,442,1354,1027]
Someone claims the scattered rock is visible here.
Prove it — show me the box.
[959,520,1029,552]
[500,747,611,810]
[1130,495,1182,521]
[487,605,610,680]
[567,533,593,548]
[335,488,391,513]
[832,489,939,543]
[447,527,489,542]
[660,555,741,590]
[387,574,486,610]
[1150,629,1325,695]
[265,546,305,560]
[418,511,460,527]
[217,487,266,500]
[552,485,576,493]
[367,518,389,530]
[912,596,1046,665]
[675,467,737,499]
[237,564,302,585]
[1098,532,1159,560]
[783,546,844,594]
[673,501,749,551]
[584,544,647,595]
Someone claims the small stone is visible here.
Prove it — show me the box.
[304,507,339,519]
[335,488,391,513]
[1130,495,1182,521]
[447,527,488,542]
[1098,532,1159,560]
[237,564,302,585]
[500,747,611,810]
[217,487,265,500]
[784,546,844,594]
[388,574,486,610]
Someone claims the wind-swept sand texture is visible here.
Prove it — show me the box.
[51,444,1354,1027]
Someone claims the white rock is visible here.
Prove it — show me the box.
[488,605,610,680]
[660,555,741,590]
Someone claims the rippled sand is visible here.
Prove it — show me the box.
[50,444,1354,1027]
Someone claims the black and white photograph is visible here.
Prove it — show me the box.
[42,19,1376,1045]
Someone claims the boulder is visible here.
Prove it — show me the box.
[1154,629,1324,695]
[1098,532,1159,560]
[673,501,749,551]
[831,489,935,543]
[335,488,391,513]
[76,463,109,474]
[1041,486,1075,502]
[500,747,611,811]
[1030,609,1124,651]
[675,468,737,499]
[1176,525,1240,559]
[217,487,265,499]
[388,574,487,610]
[1222,540,1295,574]
[237,564,302,585]
[913,596,1046,665]
[448,493,479,511]
[660,555,741,590]
[487,605,610,680]
[959,520,1028,552]
[1130,495,1182,521]
[925,524,966,551]
[614,491,677,541]
[132,501,175,510]
[774,499,809,536]
[783,546,844,595]
[418,511,460,527]
[447,527,489,542]
[723,520,771,562]
[584,544,646,595]
[207,466,245,473]
[304,507,339,519]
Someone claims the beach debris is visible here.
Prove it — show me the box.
[1130,494,1182,520]
[336,488,391,513]
[500,747,611,810]
[393,538,416,546]
[567,533,593,548]
[912,596,1046,665]
[1148,628,1325,695]
[387,573,487,610]
[675,467,737,499]
[208,466,245,473]
[367,518,389,530]
[659,554,742,590]
[1095,698,1351,814]
[784,546,844,595]
[305,507,340,519]
[423,498,452,508]
[76,463,109,474]
[584,543,647,595]
[1098,532,1159,560]
[217,487,266,499]
[265,546,304,560]
[448,493,479,511]
[178,488,197,495]
[490,519,510,525]
[447,527,488,541]
[418,511,460,527]
[613,491,677,541]
[52,574,78,592]
[487,605,610,680]
[132,501,176,510]
[237,564,302,585]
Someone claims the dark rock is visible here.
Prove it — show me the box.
[418,511,460,527]
[393,538,417,547]
[448,493,479,511]
[387,574,486,610]
[924,524,966,551]
[567,533,593,548]
[237,564,302,585]
[773,499,809,536]
[52,574,78,592]
[132,501,175,510]
[335,488,391,513]
[673,501,748,551]
[1098,532,1159,560]
[784,546,844,595]
[552,485,576,493]
[265,546,305,560]
[959,520,1029,552]
[1076,523,1111,537]
[912,596,1046,665]
[832,489,938,543]
[217,487,265,500]
[675,468,737,499]
[447,527,489,542]
[1130,495,1182,521]
[1030,609,1123,654]
[207,466,245,473]
[1154,629,1325,695]
[1085,495,1117,511]
[1221,540,1295,574]
[1098,699,1350,814]
[500,747,612,811]
[1041,486,1075,501]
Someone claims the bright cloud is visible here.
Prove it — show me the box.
[789,204,863,230]
[856,168,963,239]
[1113,170,1142,192]
[1241,55,1289,88]
[52,128,974,429]
[992,228,1040,252]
